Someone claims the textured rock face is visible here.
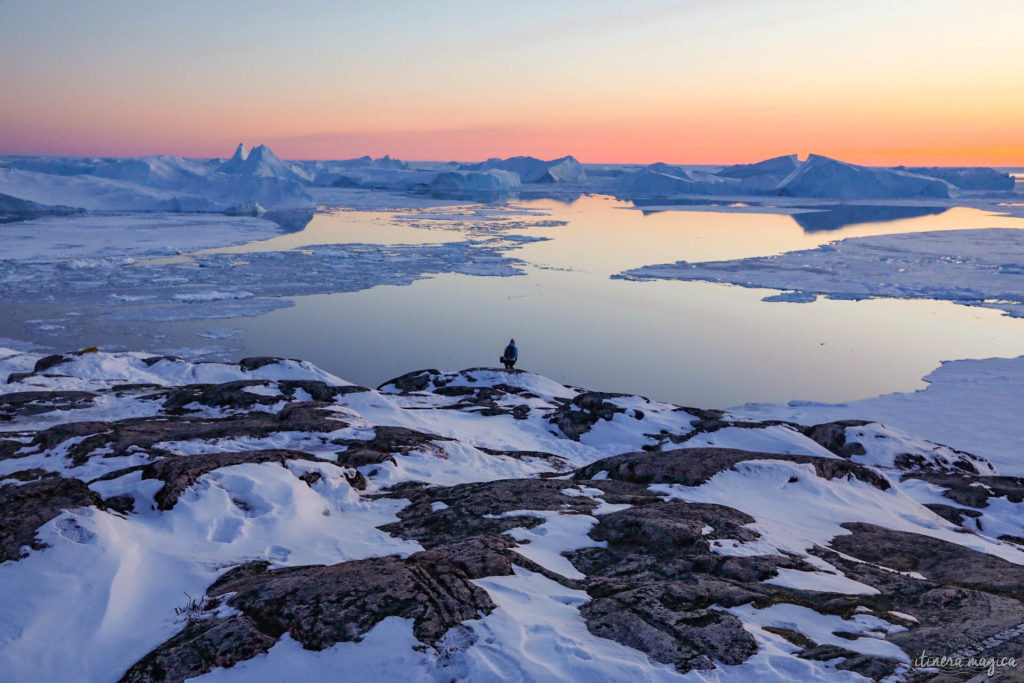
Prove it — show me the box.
[3,402,347,467]
[123,538,510,682]
[119,616,277,683]
[335,426,453,467]
[574,447,891,491]
[0,476,102,561]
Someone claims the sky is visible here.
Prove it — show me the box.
[1,0,1022,165]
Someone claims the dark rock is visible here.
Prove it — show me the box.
[579,584,758,672]
[119,615,277,683]
[764,626,815,648]
[33,354,71,373]
[380,478,595,548]
[31,347,98,374]
[334,426,453,467]
[574,448,890,491]
[904,472,1024,509]
[924,503,983,526]
[801,420,871,458]
[0,468,59,486]
[16,402,348,467]
[378,369,438,393]
[141,355,185,367]
[160,380,281,413]
[0,390,97,419]
[202,540,505,652]
[238,356,299,372]
[548,391,629,441]
[277,379,369,401]
[830,523,1024,601]
[0,477,102,562]
[588,500,757,555]
[476,447,571,470]
[103,495,136,514]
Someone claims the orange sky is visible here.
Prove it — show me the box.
[1,0,1022,166]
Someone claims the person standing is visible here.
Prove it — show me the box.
[501,339,518,369]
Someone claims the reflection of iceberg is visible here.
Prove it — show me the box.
[791,204,949,232]
[263,209,315,233]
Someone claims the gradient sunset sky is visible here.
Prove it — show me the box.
[2,0,1022,165]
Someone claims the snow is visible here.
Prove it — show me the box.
[763,568,880,595]
[652,459,1024,565]
[735,355,1024,475]
[726,603,907,662]
[3,348,1024,680]
[0,459,417,682]
[619,228,1024,318]
[680,425,837,458]
[491,509,606,580]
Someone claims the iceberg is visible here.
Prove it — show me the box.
[899,166,1016,192]
[464,155,587,184]
[775,154,951,200]
[428,169,521,193]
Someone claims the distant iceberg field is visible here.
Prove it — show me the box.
[2,145,1018,222]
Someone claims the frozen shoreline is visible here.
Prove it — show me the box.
[619,227,1024,318]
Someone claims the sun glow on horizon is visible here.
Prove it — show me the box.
[2,0,1022,166]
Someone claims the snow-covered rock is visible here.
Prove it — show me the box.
[3,351,1024,681]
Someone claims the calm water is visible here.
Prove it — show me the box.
[185,195,1024,408]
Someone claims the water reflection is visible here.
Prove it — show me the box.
[790,205,949,232]
[224,195,1024,407]
[263,209,315,234]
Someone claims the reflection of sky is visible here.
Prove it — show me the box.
[218,197,1024,407]
[2,0,1023,165]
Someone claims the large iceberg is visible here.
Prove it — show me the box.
[0,145,315,213]
[464,155,587,184]
[775,154,951,200]
[899,166,1016,191]
[220,143,312,183]
[428,169,521,194]
[717,154,801,191]
[618,166,739,196]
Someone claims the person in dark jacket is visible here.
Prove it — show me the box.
[501,339,518,369]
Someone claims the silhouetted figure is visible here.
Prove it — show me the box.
[501,338,518,369]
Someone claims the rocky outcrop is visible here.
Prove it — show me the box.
[0,477,101,562]
[5,402,348,467]
[119,615,276,683]
[574,448,891,491]
[334,426,453,467]
[124,538,510,682]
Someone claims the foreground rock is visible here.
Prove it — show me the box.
[2,350,1023,681]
